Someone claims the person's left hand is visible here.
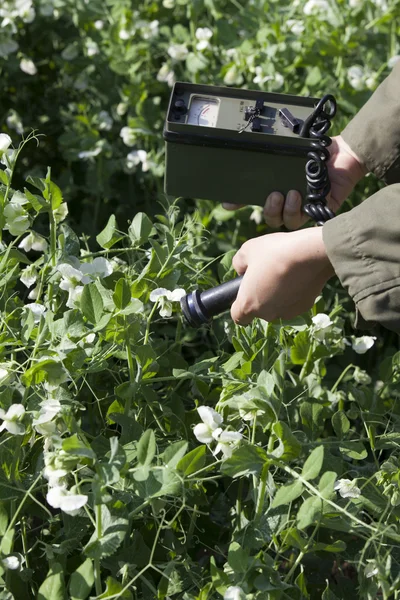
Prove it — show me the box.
[230,227,335,325]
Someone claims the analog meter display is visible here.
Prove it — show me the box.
[187,96,220,127]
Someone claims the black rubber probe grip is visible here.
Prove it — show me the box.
[181,276,244,327]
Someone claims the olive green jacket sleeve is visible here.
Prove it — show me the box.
[341,61,400,184]
[322,64,400,332]
[323,184,400,333]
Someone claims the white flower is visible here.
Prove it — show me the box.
[168,44,189,61]
[33,398,61,436]
[6,110,23,135]
[78,142,103,160]
[0,364,13,386]
[125,149,147,172]
[163,0,174,7]
[213,429,243,459]
[353,367,372,385]
[85,38,99,57]
[142,19,159,39]
[286,19,305,35]
[46,485,88,516]
[94,20,104,30]
[20,264,37,288]
[20,58,37,76]
[149,287,186,318]
[2,556,20,570]
[54,203,68,223]
[58,263,89,308]
[119,28,131,40]
[120,126,136,146]
[193,406,223,443]
[334,478,361,499]
[388,55,400,69]
[3,202,30,236]
[157,63,176,87]
[18,231,48,252]
[364,560,379,578]
[80,257,113,279]
[0,133,12,154]
[249,205,263,224]
[25,303,46,323]
[349,0,363,7]
[195,27,212,51]
[311,313,333,340]
[224,586,246,600]
[224,65,243,86]
[0,404,25,435]
[28,285,39,300]
[303,0,330,15]
[97,110,113,131]
[352,335,376,354]
[348,65,365,90]
[371,0,388,11]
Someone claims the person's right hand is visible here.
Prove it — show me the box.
[223,135,368,229]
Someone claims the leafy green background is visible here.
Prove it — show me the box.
[0,0,400,599]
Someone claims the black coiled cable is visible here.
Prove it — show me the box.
[300,94,337,226]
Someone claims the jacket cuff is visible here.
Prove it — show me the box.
[322,184,400,333]
[341,62,400,184]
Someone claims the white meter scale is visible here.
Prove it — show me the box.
[187,96,220,127]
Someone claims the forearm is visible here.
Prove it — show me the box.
[341,62,400,184]
[323,183,400,333]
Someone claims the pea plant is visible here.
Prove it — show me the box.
[0,131,400,600]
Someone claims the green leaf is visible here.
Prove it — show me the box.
[97,577,132,599]
[0,504,8,536]
[47,180,63,210]
[24,187,46,211]
[128,212,153,245]
[96,215,124,249]
[22,358,65,387]
[186,52,209,73]
[313,540,346,553]
[210,556,230,594]
[37,563,65,600]
[69,558,94,600]
[84,505,128,560]
[113,278,131,310]
[290,330,310,365]
[332,410,350,438]
[81,283,104,324]
[163,440,188,469]
[271,422,302,462]
[137,430,156,467]
[221,445,268,478]
[0,170,9,185]
[318,471,337,498]
[272,480,303,508]
[62,434,96,460]
[339,441,367,460]
[301,446,324,481]
[297,496,322,530]
[177,445,206,476]
[228,541,249,573]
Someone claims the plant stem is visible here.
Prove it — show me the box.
[94,504,102,596]
[330,363,355,393]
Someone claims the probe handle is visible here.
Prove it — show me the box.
[180,276,243,327]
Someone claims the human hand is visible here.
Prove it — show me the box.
[230,227,335,325]
[223,135,367,229]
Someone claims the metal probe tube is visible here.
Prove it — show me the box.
[180,276,243,327]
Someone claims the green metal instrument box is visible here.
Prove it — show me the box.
[163,82,320,206]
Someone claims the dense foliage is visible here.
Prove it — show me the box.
[1,0,400,599]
